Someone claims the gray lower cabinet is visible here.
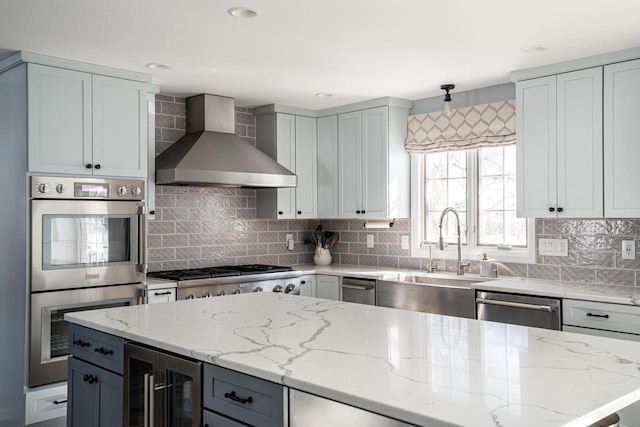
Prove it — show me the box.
[203,364,286,426]
[67,357,123,427]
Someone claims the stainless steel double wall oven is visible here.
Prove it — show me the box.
[29,176,147,387]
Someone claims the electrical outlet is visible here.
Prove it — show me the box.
[285,233,293,243]
[401,235,410,250]
[622,240,635,260]
[366,234,375,248]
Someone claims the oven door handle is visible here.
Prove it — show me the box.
[137,203,147,275]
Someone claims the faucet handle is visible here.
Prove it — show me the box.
[428,262,439,273]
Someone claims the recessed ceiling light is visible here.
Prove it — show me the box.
[146,63,170,70]
[227,6,259,18]
[315,93,333,98]
[520,45,548,53]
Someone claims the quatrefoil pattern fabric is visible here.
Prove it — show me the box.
[406,99,516,154]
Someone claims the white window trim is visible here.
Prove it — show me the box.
[410,155,535,264]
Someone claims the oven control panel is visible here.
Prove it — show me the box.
[31,176,145,200]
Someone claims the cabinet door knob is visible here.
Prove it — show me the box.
[94,164,101,170]
[297,211,302,215]
[549,207,555,212]
[278,211,283,215]
[301,281,306,284]
[362,210,366,214]
[557,207,563,213]
[149,210,155,215]
[85,164,93,169]
[356,210,361,214]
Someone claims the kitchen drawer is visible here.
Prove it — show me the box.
[563,299,640,335]
[203,364,286,427]
[203,409,247,427]
[69,323,125,374]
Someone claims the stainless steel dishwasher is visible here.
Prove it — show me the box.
[341,277,375,305]
[476,291,561,330]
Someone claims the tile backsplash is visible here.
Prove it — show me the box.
[151,95,640,287]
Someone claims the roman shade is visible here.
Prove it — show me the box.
[405,99,516,154]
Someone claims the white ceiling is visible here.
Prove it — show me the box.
[1,0,639,109]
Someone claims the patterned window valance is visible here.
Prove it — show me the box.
[405,99,516,154]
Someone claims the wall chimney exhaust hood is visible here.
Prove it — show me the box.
[155,94,297,188]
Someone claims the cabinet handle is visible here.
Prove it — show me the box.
[549,207,555,212]
[149,210,155,215]
[587,312,609,319]
[301,281,306,284]
[73,339,90,348]
[362,210,366,214]
[85,164,93,169]
[94,347,114,355]
[224,390,253,405]
[83,374,98,384]
[154,291,172,296]
[297,210,302,215]
[94,164,101,170]
[356,210,361,214]
[53,399,67,405]
[557,207,563,212]
[278,211,283,215]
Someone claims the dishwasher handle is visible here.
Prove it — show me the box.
[476,297,556,313]
[341,284,374,291]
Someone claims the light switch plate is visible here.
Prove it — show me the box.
[366,234,374,248]
[538,238,568,256]
[401,235,409,250]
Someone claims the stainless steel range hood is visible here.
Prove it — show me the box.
[155,94,297,187]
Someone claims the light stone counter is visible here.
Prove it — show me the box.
[66,293,640,427]
[294,264,640,305]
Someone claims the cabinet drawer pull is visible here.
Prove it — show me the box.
[83,374,98,384]
[73,339,90,347]
[586,312,610,319]
[94,347,114,355]
[224,390,253,405]
[53,399,67,405]
[154,291,172,296]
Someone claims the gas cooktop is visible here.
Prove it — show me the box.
[147,264,294,281]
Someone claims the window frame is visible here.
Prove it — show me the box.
[410,152,535,264]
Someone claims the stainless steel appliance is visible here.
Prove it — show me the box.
[124,342,202,427]
[29,176,147,387]
[341,277,375,305]
[147,264,301,300]
[31,176,147,291]
[476,291,561,330]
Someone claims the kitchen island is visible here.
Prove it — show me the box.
[65,292,640,427]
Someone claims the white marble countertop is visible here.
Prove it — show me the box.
[293,264,640,305]
[66,293,640,427]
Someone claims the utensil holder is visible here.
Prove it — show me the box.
[313,247,332,265]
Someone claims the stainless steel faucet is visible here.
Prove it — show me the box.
[438,207,470,275]
[420,240,439,273]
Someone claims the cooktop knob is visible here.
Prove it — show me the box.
[284,284,296,294]
[272,284,283,293]
[202,291,212,298]
[253,287,263,292]
[232,289,241,295]
[55,184,66,194]
[131,186,142,196]
[116,185,128,196]
[185,294,195,300]
[218,290,227,296]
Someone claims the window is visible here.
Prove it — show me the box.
[412,145,534,263]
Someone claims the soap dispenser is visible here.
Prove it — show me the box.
[480,253,492,277]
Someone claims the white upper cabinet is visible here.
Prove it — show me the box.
[27,64,149,178]
[604,59,640,217]
[338,106,410,219]
[295,115,317,218]
[92,76,148,177]
[256,112,316,219]
[317,115,339,218]
[28,64,93,175]
[516,67,603,218]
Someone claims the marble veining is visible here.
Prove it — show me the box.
[66,293,640,427]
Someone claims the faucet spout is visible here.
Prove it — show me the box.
[438,207,468,275]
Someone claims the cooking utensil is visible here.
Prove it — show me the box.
[314,225,322,247]
[323,231,334,248]
[327,233,339,249]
